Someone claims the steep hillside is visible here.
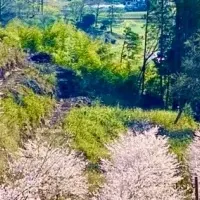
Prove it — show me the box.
[0,22,199,200]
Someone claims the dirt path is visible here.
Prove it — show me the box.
[48,97,92,127]
[0,61,92,140]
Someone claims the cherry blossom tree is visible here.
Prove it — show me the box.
[0,139,88,200]
[95,128,183,200]
[188,134,200,198]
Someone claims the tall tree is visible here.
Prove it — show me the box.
[120,27,141,66]
[93,0,102,27]
[169,0,200,73]
[68,0,86,22]
[140,0,175,106]
[0,0,15,23]
[106,0,122,33]
[140,0,169,95]
[172,32,200,123]
[14,0,44,19]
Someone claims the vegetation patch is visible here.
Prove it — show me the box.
[0,89,55,175]
[63,105,126,162]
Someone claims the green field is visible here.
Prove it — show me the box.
[109,19,145,56]
[112,20,145,35]
[99,11,146,20]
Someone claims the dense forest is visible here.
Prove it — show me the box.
[0,0,200,199]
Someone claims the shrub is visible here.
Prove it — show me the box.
[2,90,54,128]
[4,20,43,52]
[20,26,43,52]
[94,128,183,200]
[1,20,141,100]
[0,122,19,175]
[0,139,88,200]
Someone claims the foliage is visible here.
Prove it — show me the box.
[120,27,142,64]
[1,89,54,129]
[174,33,200,98]
[94,128,183,200]
[171,32,200,122]
[169,0,200,73]
[67,0,85,22]
[0,20,143,103]
[0,139,88,200]
[4,20,43,52]
[123,108,197,132]
[0,0,61,25]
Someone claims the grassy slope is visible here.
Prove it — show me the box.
[0,43,55,174]
[64,105,197,163]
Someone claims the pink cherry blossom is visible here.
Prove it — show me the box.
[94,128,183,200]
[0,139,88,200]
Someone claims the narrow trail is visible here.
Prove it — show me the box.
[0,62,92,139]
[32,63,92,137]
[48,96,92,127]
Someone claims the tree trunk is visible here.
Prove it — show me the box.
[160,75,164,98]
[160,0,164,99]
[140,3,150,95]
[0,0,2,23]
[174,105,184,124]
[110,4,114,33]
[41,0,44,15]
[165,74,170,109]
[95,3,100,27]
[120,41,126,64]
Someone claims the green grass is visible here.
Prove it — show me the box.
[87,168,105,193]
[126,109,197,132]
[0,88,55,176]
[63,106,126,163]
[123,11,146,19]
[0,89,55,150]
[99,11,146,20]
[169,138,192,161]
[2,89,54,128]
[63,105,197,163]
[119,20,145,35]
